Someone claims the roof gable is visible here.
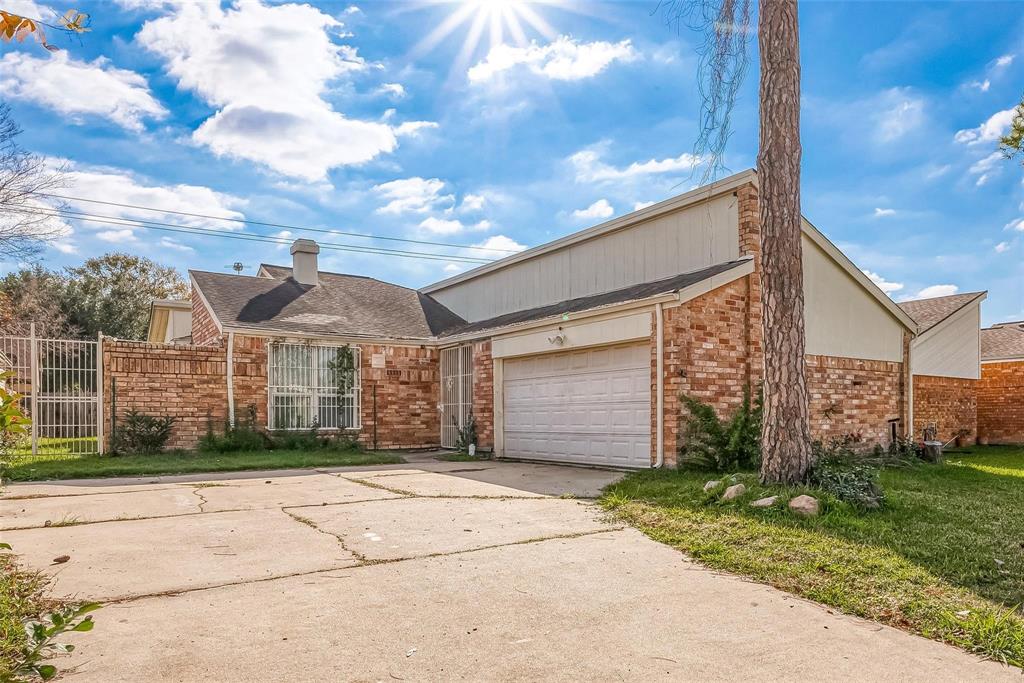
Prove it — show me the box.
[897,292,986,335]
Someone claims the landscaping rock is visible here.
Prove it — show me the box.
[788,495,820,517]
[750,495,779,508]
[703,480,721,492]
[721,483,746,501]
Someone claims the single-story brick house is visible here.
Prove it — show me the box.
[134,169,927,465]
[978,321,1024,444]
[896,292,986,442]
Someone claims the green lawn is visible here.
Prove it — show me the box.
[601,445,1024,667]
[2,448,405,481]
[436,452,490,462]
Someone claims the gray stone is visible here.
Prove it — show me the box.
[750,496,779,508]
[721,483,746,501]
[703,480,721,492]
[788,494,820,517]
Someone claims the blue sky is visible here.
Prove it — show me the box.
[1,0,1022,325]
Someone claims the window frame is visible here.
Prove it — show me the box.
[267,342,361,431]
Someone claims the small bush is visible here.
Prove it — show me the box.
[454,412,478,452]
[113,411,175,455]
[269,427,359,452]
[198,425,267,453]
[808,441,884,508]
[678,385,762,471]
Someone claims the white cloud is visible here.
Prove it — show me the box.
[1005,218,1024,232]
[873,207,896,218]
[344,5,361,14]
[468,36,637,84]
[393,120,439,137]
[460,194,486,212]
[373,177,453,214]
[0,52,166,131]
[443,263,462,274]
[570,148,701,182]
[97,229,138,243]
[970,151,1003,175]
[995,241,1012,253]
[60,161,247,228]
[572,199,614,220]
[916,284,959,299]
[633,201,656,211]
[862,270,903,294]
[875,92,924,142]
[136,1,412,180]
[378,83,406,98]
[995,54,1015,68]
[419,217,491,235]
[966,79,991,92]
[159,236,195,252]
[473,235,526,254]
[51,241,78,254]
[955,107,1016,144]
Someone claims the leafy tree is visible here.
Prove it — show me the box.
[62,253,188,340]
[661,0,812,484]
[0,103,68,259]
[999,98,1024,163]
[0,267,77,338]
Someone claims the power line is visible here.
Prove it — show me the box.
[1,204,493,265]
[28,191,520,254]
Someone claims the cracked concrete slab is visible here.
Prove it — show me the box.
[1,482,186,499]
[291,496,616,561]
[4,509,358,601]
[58,528,1014,682]
[0,487,202,530]
[195,474,399,512]
[344,471,547,498]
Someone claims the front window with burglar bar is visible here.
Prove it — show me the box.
[268,343,360,430]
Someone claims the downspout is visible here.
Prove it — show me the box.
[906,333,913,441]
[226,332,236,429]
[655,302,665,468]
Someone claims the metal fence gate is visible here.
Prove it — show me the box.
[440,345,473,449]
[0,326,103,461]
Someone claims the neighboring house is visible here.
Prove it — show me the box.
[978,321,1024,444]
[139,169,920,464]
[147,299,193,344]
[896,292,986,442]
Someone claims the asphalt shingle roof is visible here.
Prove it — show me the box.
[191,266,465,340]
[439,259,751,337]
[981,323,1024,361]
[896,291,986,334]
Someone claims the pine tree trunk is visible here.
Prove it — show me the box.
[757,0,812,484]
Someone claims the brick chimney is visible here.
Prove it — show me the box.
[290,239,320,286]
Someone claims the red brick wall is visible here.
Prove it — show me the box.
[978,360,1024,444]
[805,354,902,445]
[191,289,222,346]
[472,341,494,449]
[358,344,440,450]
[912,374,977,443]
[103,337,265,451]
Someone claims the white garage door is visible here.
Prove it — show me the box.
[503,343,651,468]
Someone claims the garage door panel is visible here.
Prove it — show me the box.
[503,343,651,468]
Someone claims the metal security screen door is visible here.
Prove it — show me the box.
[268,343,361,430]
[440,345,472,448]
[0,329,102,459]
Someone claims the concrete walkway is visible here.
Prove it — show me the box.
[1,459,1015,681]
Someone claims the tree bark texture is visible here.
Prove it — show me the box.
[757,0,813,484]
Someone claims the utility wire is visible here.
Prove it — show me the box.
[28,191,520,254]
[2,204,493,264]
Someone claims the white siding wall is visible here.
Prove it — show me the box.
[803,235,905,363]
[431,194,740,322]
[910,303,981,379]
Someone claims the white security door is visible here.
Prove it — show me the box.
[502,343,651,468]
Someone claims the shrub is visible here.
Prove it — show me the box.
[113,410,175,455]
[454,412,478,452]
[808,441,884,508]
[198,425,267,453]
[678,385,762,471]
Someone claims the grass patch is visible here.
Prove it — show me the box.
[0,553,53,679]
[2,448,405,482]
[436,452,490,462]
[601,445,1024,667]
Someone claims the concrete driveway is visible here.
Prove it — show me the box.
[1,458,1015,682]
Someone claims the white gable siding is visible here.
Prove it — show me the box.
[911,303,981,379]
[430,193,740,322]
[803,235,905,363]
